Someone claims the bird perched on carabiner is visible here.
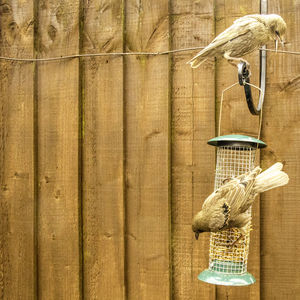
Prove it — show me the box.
[187,14,287,69]
[192,163,289,240]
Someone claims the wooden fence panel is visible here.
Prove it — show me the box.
[82,0,125,299]
[170,1,216,299]
[0,1,299,299]
[124,0,170,298]
[37,1,81,298]
[214,1,261,299]
[0,1,35,298]
[260,1,300,299]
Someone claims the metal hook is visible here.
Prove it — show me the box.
[237,45,266,115]
[237,0,267,116]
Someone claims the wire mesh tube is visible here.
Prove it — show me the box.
[209,146,256,275]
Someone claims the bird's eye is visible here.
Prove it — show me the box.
[275,30,279,36]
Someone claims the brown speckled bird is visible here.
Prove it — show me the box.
[187,14,287,69]
[192,163,289,240]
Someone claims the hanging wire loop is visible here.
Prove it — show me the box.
[238,62,264,115]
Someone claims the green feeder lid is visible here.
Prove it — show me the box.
[208,135,266,149]
[198,269,256,286]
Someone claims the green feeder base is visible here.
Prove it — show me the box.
[207,134,266,148]
[198,269,256,286]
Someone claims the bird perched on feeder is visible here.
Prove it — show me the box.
[192,162,289,240]
[187,14,287,69]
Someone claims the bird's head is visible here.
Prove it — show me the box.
[265,14,287,47]
[192,211,209,240]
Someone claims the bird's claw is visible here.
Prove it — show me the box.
[238,61,251,85]
[244,61,250,70]
[246,67,252,78]
[242,61,251,78]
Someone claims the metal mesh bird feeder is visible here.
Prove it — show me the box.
[198,134,266,286]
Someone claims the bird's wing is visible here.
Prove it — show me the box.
[187,15,265,67]
[199,15,263,56]
[217,167,261,216]
[235,166,261,213]
[202,191,218,210]
[200,179,245,232]
[202,167,262,231]
[208,201,231,232]
[217,179,247,218]
[202,178,245,212]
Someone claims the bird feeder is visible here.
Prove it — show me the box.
[198,134,266,286]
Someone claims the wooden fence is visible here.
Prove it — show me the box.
[0,0,299,299]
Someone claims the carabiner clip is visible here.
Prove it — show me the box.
[238,48,266,115]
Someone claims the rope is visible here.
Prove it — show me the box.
[0,46,299,62]
[0,46,205,62]
[0,42,292,147]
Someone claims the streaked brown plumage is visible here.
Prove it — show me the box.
[192,163,289,240]
[187,14,287,69]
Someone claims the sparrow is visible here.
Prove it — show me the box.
[192,163,289,240]
[187,14,287,69]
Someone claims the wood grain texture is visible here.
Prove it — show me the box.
[214,1,261,299]
[0,1,299,299]
[0,1,35,298]
[37,0,81,298]
[124,0,170,298]
[81,0,125,299]
[171,1,216,299]
[260,1,300,299]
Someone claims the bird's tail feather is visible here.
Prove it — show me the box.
[254,162,289,193]
[187,46,214,68]
[187,56,208,68]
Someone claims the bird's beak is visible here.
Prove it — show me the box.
[195,232,200,240]
[275,33,285,51]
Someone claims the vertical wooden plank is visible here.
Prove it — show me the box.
[37,0,81,298]
[215,1,261,299]
[81,0,125,299]
[125,0,170,298]
[171,1,216,299]
[260,1,300,298]
[0,1,35,299]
